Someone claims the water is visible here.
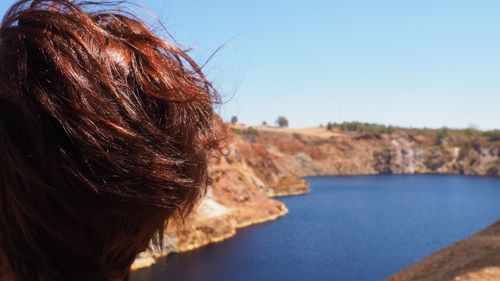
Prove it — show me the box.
[131,175,500,281]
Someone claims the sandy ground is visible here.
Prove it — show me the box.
[232,124,347,138]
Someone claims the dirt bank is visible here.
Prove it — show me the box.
[388,221,500,281]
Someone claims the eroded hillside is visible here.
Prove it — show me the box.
[132,126,500,270]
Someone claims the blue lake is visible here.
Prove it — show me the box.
[131,175,500,281]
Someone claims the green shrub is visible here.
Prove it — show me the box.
[469,158,477,166]
[326,122,334,131]
[483,130,500,141]
[276,116,289,128]
[435,127,449,145]
[245,127,259,135]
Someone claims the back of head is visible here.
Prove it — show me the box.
[0,0,225,280]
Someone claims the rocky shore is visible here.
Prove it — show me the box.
[132,126,500,272]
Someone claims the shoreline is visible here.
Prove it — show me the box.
[132,174,498,273]
[131,189,297,271]
[388,220,500,281]
[131,174,499,273]
[132,126,500,275]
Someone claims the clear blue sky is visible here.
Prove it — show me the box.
[1,1,499,129]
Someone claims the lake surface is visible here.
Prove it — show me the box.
[131,175,500,281]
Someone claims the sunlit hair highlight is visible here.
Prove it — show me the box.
[0,0,226,280]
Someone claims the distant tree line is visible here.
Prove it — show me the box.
[325,121,500,142]
[325,121,396,134]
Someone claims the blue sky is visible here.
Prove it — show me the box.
[1,1,499,129]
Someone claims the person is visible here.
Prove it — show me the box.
[0,0,226,280]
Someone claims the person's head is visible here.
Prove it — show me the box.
[0,0,225,280]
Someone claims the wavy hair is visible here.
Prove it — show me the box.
[0,0,226,280]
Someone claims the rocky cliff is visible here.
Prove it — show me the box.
[132,126,500,270]
[234,126,500,177]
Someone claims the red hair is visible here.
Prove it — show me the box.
[0,0,225,280]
